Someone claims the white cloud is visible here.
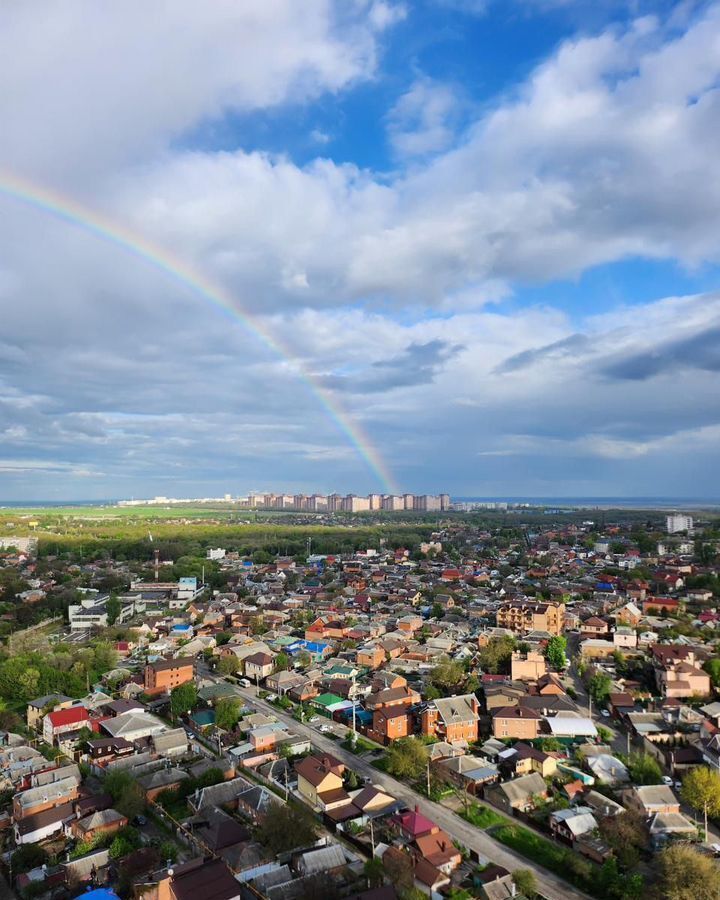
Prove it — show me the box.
[1,2,720,497]
[387,77,462,158]
[0,0,399,183]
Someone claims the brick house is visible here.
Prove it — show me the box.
[511,651,547,682]
[492,706,542,740]
[143,657,195,696]
[368,708,414,745]
[421,694,480,744]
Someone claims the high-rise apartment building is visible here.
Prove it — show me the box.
[666,515,693,534]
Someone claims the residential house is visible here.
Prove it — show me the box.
[143,657,194,696]
[421,694,480,744]
[550,806,598,845]
[14,801,74,845]
[492,706,541,741]
[295,754,346,810]
[243,652,275,681]
[42,706,90,746]
[486,772,548,814]
[622,784,680,818]
[496,601,564,636]
[510,651,547,682]
[27,694,72,732]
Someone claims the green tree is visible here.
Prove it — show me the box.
[512,870,538,898]
[363,857,384,888]
[215,697,240,731]
[218,654,240,675]
[598,809,648,869]
[256,801,318,854]
[657,843,720,900]
[627,753,663,785]
[385,737,429,781]
[681,765,720,837]
[103,770,145,820]
[11,845,48,874]
[477,635,516,675]
[109,827,142,859]
[544,636,567,671]
[588,671,612,705]
[106,595,122,626]
[275,651,290,672]
[170,681,197,720]
[429,656,466,691]
[704,658,720,688]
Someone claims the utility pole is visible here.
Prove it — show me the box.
[351,672,357,745]
[427,758,431,797]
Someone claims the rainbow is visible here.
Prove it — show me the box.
[0,173,399,494]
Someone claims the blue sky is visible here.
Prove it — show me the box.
[0,0,719,500]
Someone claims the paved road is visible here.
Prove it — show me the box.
[207,673,590,900]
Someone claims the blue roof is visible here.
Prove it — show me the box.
[179,577,197,587]
[300,640,329,653]
[81,891,120,900]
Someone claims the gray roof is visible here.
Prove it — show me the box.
[649,811,696,833]
[494,771,546,803]
[432,694,479,725]
[632,785,678,808]
[298,844,347,875]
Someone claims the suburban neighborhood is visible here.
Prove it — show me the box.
[0,505,719,900]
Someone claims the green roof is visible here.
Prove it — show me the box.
[272,635,297,647]
[312,693,344,707]
[325,665,355,676]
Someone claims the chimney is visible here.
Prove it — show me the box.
[415,804,420,813]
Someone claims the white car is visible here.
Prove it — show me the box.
[662,776,677,788]
[319,725,331,734]
[600,709,610,718]
[308,716,320,724]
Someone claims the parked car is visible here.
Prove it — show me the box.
[600,709,610,718]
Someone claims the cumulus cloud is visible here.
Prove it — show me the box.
[387,77,462,158]
[0,1,719,497]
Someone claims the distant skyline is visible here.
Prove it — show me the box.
[1,1,719,500]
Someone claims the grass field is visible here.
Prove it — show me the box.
[461,803,505,829]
